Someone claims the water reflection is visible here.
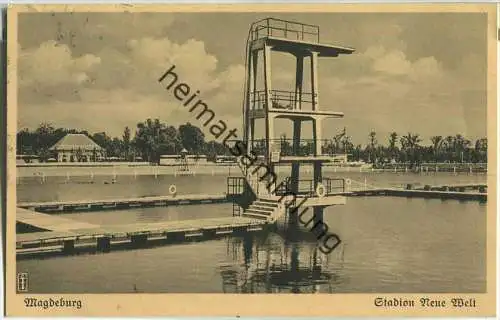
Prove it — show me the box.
[220,225,345,293]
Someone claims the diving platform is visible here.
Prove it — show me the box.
[251,35,355,57]
[249,18,355,57]
[272,156,336,163]
[249,108,344,120]
[245,139,346,163]
[269,108,344,119]
[248,89,345,120]
[259,194,347,207]
[294,195,346,206]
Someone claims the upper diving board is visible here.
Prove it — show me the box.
[249,18,355,57]
[251,36,356,57]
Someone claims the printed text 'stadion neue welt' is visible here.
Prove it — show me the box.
[374,297,477,308]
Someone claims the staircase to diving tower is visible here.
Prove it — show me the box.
[241,198,281,221]
[235,156,284,223]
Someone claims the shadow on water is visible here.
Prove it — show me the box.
[219,223,346,294]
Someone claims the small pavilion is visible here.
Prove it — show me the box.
[49,133,105,162]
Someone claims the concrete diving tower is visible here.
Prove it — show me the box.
[243,18,355,166]
[241,18,356,225]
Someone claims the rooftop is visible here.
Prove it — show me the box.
[49,133,104,151]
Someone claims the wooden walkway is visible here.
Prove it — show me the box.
[18,194,230,213]
[412,183,486,191]
[381,188,487,201]
[17,207,99,231]
[16,214,268,255]
[344,188,486,201]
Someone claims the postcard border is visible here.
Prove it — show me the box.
[4,3,498,317]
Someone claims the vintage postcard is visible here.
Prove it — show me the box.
[3,3,497,317]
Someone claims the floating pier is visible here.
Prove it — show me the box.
[16,207,99,232]
[411,183,486,192]
[17,211,268,256]
[345,182,487,201]
[381,188,487,201]
[18,194,231,213]
[338,189,486,201]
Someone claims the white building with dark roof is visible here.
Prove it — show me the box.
[49,133,105,162]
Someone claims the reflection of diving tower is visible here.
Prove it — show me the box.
[242,18,355,222]
[220,233,340,293]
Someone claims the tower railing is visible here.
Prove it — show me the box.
[227,177,246,195]
[251,90,316,110]
[251,18,320,43]
[248,139,335,157]
[275,177,346,196]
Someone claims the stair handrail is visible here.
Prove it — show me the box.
[236,155,273,197]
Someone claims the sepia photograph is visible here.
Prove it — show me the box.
[4,3,497,317]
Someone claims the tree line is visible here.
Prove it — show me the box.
[16,120,229,163]
[318,128,487,167]
[17,120,487,166]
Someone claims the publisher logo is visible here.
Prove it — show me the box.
[17,273,28,292]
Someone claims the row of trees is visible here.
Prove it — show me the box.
[17,120,226,163]
[17,120,487,166]
[318,128,487,167]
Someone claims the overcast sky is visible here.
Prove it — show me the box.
[17,12,488,146]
